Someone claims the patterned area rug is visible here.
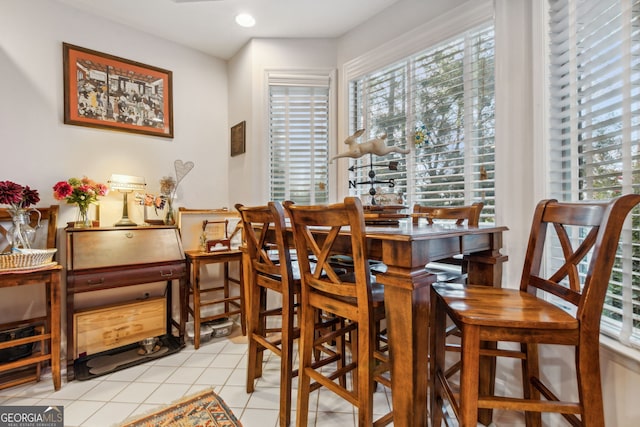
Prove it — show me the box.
[119,388,242,427]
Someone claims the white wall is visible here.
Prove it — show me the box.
[227,38,338,207]
[1,0,231,227]
[227,43,256,207]
[336,0,469,66]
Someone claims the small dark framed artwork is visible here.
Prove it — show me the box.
[63,42,174,138]
[230,121,246,157]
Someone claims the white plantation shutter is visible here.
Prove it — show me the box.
[412,26,495,219]
[269,73,331,204]
[548,0,640,347]
[348,23,495,221]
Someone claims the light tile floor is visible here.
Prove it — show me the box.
[0,326,393,427]
[0,324,525,427]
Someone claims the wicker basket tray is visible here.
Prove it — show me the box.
[0,249,57,270]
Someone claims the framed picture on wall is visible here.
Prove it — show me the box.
[63,42,174,138]
[230,121,246,156]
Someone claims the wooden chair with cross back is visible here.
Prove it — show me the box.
[430,194,640,426]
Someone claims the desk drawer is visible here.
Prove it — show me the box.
[74,297,166,358]
[67,263,186,293]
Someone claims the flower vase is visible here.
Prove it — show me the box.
[75,204,93,228]
[163,200,175,225]
[164,207,176,225]
[7,208,40,250]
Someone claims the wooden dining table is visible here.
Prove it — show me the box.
[243,218,508,426]
[362,220,508,427]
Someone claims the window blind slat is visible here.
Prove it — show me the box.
[548,0,640,348]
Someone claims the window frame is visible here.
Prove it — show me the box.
[266,69,337,204]
[338,1,494,204]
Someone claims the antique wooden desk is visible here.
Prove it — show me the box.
[0,263,62,391]
[184,249,244,349]
[258,219,508,426]
[65,226,187,380]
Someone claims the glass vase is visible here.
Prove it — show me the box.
[7,208,40,250]
[75,204,93,228]
[163,200,175,225]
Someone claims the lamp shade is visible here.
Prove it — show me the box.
[108,174,146,192]
[108,174,146,226]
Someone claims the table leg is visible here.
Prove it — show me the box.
[376,266,434,427]
[178,276,186,343]
[66,288,75,381]
[223,262,230,316]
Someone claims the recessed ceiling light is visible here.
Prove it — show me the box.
[235,13,255,28]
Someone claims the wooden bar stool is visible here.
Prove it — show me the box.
[285,197,391,427]
[184,249,245,349]
[235,202,302,427]
[430,194,640,426]
[236,201,346,426]
[412,202,484,283]
[178,208,246,349]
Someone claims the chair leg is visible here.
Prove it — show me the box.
[576,345,605,427]
[313,310,324,361]
[223,259,246,335]
[522,343,542,427]
[238,261,247,335]
[356,325,373,426]
[295,304,316,427]
[279,292,295,427]
[459,325,481,427]
[430,293,447,427]
[247,286,266,393]
[223,262,231,321]
[348,325,357,390]
[192,280,201,350]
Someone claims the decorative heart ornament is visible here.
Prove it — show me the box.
[174,160,194,185]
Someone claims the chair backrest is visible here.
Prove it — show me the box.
[176,207,241,251]
[521,194,640,329]
[412,202,484,226]
[235,202,295,290]
[0,205,59,251]
[284,197,375,321]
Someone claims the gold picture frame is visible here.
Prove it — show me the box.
[63,42,174,138]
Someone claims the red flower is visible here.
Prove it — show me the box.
[21,186,40,207]
[0,181,40,208]
[53,181,73,200]
[0,181,23,205]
